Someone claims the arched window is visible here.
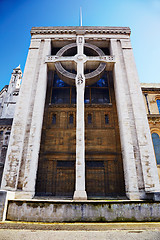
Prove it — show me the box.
[156,100,160,114]
[69,114,73,124]
[152,133,160,165]
[88,114,92,124]
[52,114,56,124]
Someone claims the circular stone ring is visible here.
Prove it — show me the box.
[55,43,106,86]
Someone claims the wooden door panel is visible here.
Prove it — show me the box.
[86,168,105,196]
[56,168,75,196]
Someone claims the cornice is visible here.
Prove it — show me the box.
[31,26,131,36]
[141,83,160,92]
[142,88,160,92]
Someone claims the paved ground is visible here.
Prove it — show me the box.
[0,222,160,240]
[0,229,160,240]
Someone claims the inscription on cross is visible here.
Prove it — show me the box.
[45,36,115,200]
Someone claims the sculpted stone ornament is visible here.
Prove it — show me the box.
[78,37,83,44]
[77,55,84,61]
[77,74,83,85]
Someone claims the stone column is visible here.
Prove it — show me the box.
[121,39,160,197]
[73,36,87,200]
[110,39,140,200]
[1,39,42,193]
[18,39,51,198]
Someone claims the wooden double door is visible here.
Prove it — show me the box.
[36,157,125,198]
[35,104,125,198]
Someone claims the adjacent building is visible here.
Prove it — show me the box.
[142,83,160,180]
[0,66,22,184]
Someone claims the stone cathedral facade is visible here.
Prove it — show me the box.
[0,26,160,204]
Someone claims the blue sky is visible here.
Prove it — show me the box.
[0,0,160,90]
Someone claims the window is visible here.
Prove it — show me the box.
[84,88,90,104]
[71,88,76,104]
[5,132,10,135]
[105,114,109,124]
[69,114,73,124]
[84,72,110,104]
[152,133,160,165]
[52,114,56,124]
[91,88,109,104]
[57,161,75,167]
[51,73,76,104]
[51,72,110,105]
[88,114,92,124]
[157,100,160,114]
[86,161,104,168]
[52,88,70,104]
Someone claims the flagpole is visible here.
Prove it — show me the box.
[80,7,82,26]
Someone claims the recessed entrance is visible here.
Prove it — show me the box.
[35,69,125,198]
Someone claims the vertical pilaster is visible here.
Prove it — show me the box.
[110,39,140,200]
[20,39,51,198]
[1,39,42,192]
[121,39,160,194]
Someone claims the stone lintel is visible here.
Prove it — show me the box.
[147,114,160,118]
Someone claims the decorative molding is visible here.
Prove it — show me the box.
[31,27,131,36]
[49,104,76,108]
[0,126,11,131]
[148,114,160,124]
[48,103,112,109]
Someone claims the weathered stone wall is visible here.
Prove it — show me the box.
[0,121,12,185]
[0,191,7,221]
[6,200,160,222]
[0,87,8,118]
[141,84,160,181]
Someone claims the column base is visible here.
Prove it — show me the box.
[126,191,140,200]
[73,190,87,200]
[15,191,34,199]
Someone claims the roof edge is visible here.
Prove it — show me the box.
[30,26,131,36]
